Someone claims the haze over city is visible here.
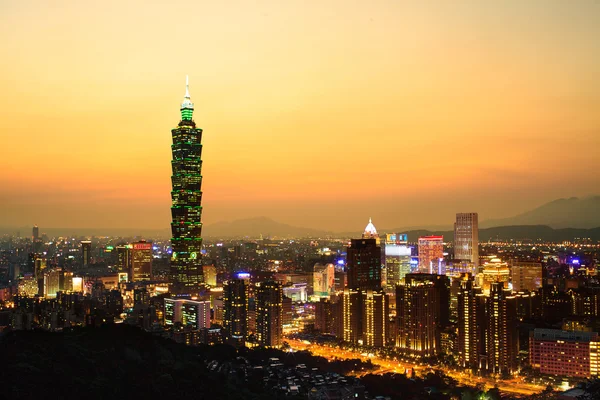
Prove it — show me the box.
[1,0,599,231]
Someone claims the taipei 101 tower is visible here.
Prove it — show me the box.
[169,76,204,295]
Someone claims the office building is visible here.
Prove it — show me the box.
[510,261,543,292]
[530,329,598,378]
[81,241,92,267]
[396,274,450,357]
[256,280,283,348]
[202,264,217,287]
[223,278,248,346]
[116,245,132,279]
[384,233,412,290]
[169,76,204,295]
[347,221,382,291]
[418,236,444,274]
[131,241,153,282]
[454,213,479,271]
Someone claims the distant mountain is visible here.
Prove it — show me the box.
[481,196,600,229]
[203,216,330,238]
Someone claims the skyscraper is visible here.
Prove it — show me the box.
[510,261,543,292]
[384,233,412,290]
[347,219,382,291]
[116,245,132,279]
[454,213,479,271]
[223,278,248,347]
[169,76,204,295]
[81,241,91,267]
[131,241,153,282]
[485,282,518,375]
[457,275,485,370]
[256,280,283,348]
[362,289,389,347]
[417,236,444,274]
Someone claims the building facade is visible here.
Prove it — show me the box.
[256,280,283,348]
[454,213,479,271]
[169,77,204,295]
[418,236,444,274]
[223,278,248,346]
[131,241,153,282]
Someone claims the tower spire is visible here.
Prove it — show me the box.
[180,75,194,120]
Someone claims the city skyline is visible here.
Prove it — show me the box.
[1,1,599,231]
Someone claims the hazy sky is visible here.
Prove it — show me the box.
[1,0,599,231]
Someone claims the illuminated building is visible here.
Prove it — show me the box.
[282,283,307,302]
[33,255,46,280]
[223,278,248,346]
[164,298,181,326]
[417,236,444,274]
[32,225,42,253]
[362,289,388,347]
[510,261,542,292]
[81,241,91,266]
[202,264,217,286]
[313,263,335,297]
[72,276,83,292]
[530,329,599,378]
[384,233,412,290]
[485,282,518,375]
[342,288,362,344]
[43,269,62,298]
[116,245,132,278]
[347,220,382,291]
[454,213,479,271]
[479,258,510,295]
[572,287,600,317]
[131,241,153,281]
[181,299,211,329]
[457,276,485,370]
[396,274,450,357]
[18,276,38,297]
[169,76,204,295]
[256,280,283,348]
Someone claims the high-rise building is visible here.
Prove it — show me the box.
[384,233,412,290]
[169,76,204,295]
[202,264,217,287]
[116,245,132,280]
[485,282,518,375]
[181,300,211,329]
[418,236,444,274]
[510,261,543,292]
[32,225,42,253]
[362,289,389,347]
[342,288,362,344]
[81,241,92,267]
[43,269,62,298]
[454,213,479,271]
[256,280,283,348]
[131,241,153,282]
[347,221,382,291]
[223,278,248,346]
[396,273,450,357]
[457,275,486,370]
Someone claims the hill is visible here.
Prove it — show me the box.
[482,196,600,229]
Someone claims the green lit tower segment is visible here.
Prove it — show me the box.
[170,76,203,295]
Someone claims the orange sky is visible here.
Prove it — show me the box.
[0,1,599,231]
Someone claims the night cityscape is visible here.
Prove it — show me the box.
[1,2,600,400]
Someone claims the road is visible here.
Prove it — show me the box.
[285,338,546,397]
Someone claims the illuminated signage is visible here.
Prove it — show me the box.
[237,272,250,279]
[133,243,152,250]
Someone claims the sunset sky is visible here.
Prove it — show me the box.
[1,0,599,232]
